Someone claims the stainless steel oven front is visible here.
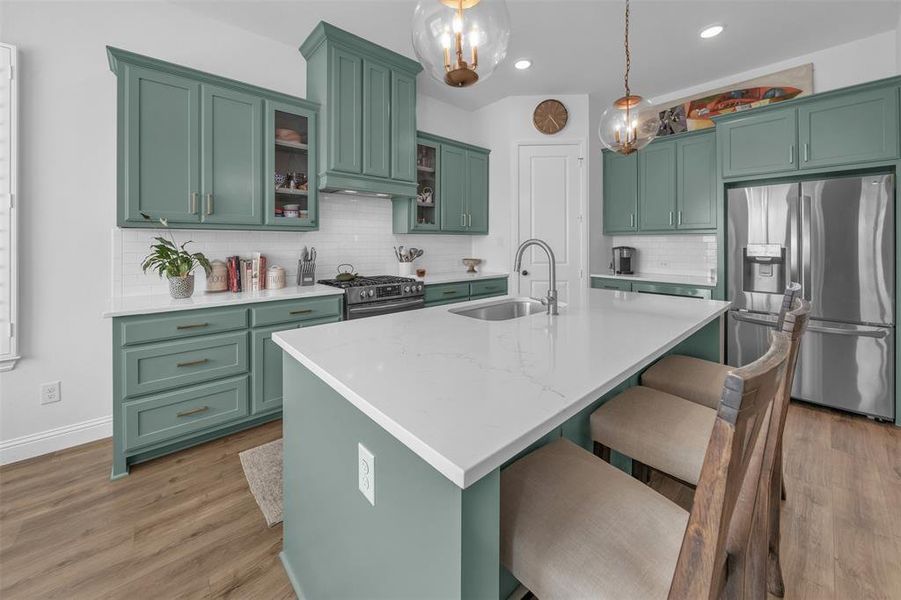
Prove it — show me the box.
[345,297,425,320]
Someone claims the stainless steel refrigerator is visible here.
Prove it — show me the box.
[727,174,895,421]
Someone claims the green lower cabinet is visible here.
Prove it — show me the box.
[470,278,508,299]
[252,316,341,415]
[799,87,899,169]
[590,277,632,292]
[112,294,343,479]
[424,278,508,307]
[631,281,712,299]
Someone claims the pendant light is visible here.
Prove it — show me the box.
[411,0,511,88]
[598,0,659,154]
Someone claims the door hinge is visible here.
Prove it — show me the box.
[578,157,584,167]
[7,65,13,81]
[580,269,584,279]
[8,194,14,209]
[7,323,13,338]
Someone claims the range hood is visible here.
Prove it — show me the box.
[301,21,422,199]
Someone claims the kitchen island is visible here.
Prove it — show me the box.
[273,289,730,599]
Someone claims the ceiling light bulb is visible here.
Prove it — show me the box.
[514,59,532,70]
[699,24,724,39]
[440,32,451,49]
[452,14,463,34]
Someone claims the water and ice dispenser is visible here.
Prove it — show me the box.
[742,244,786,294]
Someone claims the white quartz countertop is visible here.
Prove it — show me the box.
[417,271,509,285]
[274,289,730,488]
[103,284,344,318]
[590,271,717,288]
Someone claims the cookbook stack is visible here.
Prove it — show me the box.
[226,253,268,292]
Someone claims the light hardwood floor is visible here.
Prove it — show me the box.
[1,403,899,599]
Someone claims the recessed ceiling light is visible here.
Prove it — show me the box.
[514,59,532,70]
[699,24,725,39]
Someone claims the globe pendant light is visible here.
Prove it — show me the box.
[412,0,511,88]
[598,0,659,154]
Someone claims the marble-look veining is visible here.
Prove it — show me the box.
[590,271,717,288]
[417,271,509,285]
[103,284,344,318]
[274,289,731,488]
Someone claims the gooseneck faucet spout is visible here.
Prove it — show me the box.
[513,238,559,315]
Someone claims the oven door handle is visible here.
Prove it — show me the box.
[349,298,425,314]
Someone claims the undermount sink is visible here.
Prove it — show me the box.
[450,298,546,321]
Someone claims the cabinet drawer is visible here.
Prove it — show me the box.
[631,282,712,299]
[470,278,508,298]
[123,332,249,398]
[123,376,249,451]
[251,296,342,327]
[120,307,247,346]
[591,278,632,292]
[424,282,470,304]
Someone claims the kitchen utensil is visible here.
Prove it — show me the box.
[205,259,229,293]
[399,263,414,277]
[462,258,482,273]
[335,264,358,282]
[267,265,286,289]
[275,171,286,188]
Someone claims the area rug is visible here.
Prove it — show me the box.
[239,439,283,527]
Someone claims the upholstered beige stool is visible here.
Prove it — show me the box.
[640,354,731,410]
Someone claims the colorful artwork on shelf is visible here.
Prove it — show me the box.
[656,64,813,136]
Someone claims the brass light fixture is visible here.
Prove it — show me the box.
[412,0,511,88]
[597,0,659,154]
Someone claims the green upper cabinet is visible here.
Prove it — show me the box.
[301,22,422,198]
[362,59,390,178]
[440,144,467,232]
[466,150,489,234]
[108,46,320,231]
[602,151,638,234]
[717,107,798,178]
[798,87,899,169]
[391,72,418,183]
[639,140,677,231]
[201,85,263,225]
[121,64,201,225]
[676,133,717,230]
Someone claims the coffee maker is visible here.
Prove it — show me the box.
[611,246,636,275]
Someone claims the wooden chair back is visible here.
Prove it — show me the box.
[774,282,802,332]
[667,329,792,599]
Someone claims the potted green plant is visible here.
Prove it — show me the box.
[140,218,212,299]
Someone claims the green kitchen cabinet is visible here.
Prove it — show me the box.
[590,277,632,292]
[108,46,321,232]
[639,140,677,231]
[111,294,343,478]
[423,277,508,307]
[201,85,263,225]
[602,151,638,234]
[399,136,441,232]
[120,64,202,225]
[265,99,319,229]
[301,22,422,197]
[465,150,490,233]
[717,107,798,178]
[440,144,468,232]
[631,281,713,299]
[362,59,391,178]
[676,133,717,230]
[798,87,899,169]
[469,278,508,299]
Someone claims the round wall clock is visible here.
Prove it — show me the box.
[533,99,569,135]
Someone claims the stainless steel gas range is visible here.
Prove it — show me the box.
[318,275,424,320]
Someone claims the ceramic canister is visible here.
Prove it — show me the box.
[266,265,286,289]
[206,260,229,292]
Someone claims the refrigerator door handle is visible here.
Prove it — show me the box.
[730,312,779,327]
[806,324,889,339]
[800,194,812,300]
[789,192,800,287]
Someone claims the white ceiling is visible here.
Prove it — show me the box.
[174,0,901,111]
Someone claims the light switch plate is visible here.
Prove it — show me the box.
[358,443,375,506]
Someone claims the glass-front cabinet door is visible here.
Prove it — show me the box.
[413,139,440,231]
[265,100,318,229]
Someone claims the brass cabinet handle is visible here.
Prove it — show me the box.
[443,290,458,295]
[176,358,209,368]
[190,192,198,214]
[205,193,213,215]
[289,309,313,315]
[176,405,209,417]
[176,322,209,330]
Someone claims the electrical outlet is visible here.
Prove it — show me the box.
[41,381,61,405]
[358,443,375,506]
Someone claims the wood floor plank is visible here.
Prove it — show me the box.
[1,404,899,599]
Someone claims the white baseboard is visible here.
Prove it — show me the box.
[0,415,112,465]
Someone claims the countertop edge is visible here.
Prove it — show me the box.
[418,272,510,285]
[590,272,717,288]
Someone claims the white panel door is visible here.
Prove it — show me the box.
[517,143,584,304]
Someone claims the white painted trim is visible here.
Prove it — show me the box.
[511,138,590,296]
[0,415,112,465]
[0,43,18,368]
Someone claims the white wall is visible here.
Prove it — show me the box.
[0,1,479,462]
[470,94,591,282]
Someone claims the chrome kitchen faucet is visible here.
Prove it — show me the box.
[513,239,559,316]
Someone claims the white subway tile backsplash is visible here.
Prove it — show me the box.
[610,234,717,279]
[112,194,474,297]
